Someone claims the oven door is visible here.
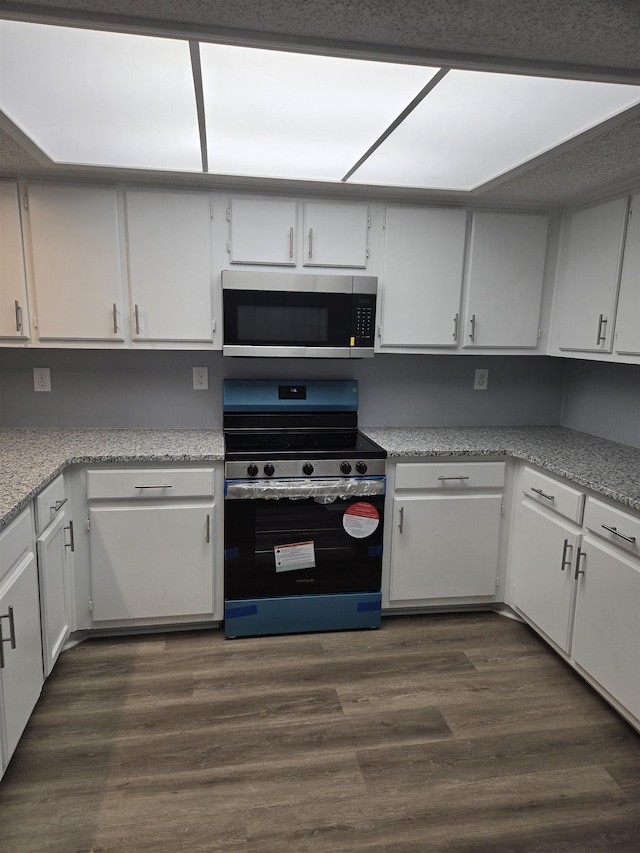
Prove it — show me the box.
[224,478,385,600]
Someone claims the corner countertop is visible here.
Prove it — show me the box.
[1,426,639,529]
[361,425,640,512]
[0,429,225,529]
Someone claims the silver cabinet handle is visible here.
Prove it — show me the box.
[15,300,23,332]
[0,605,17,669]
[289,226,294,259]
[531,487,555,502]
[560,538,572,571]
[134,304,141,335]
[135,484,173,489]
[50,498,67,513]
[112,303,118,334]
[574,547,586,579]
[601,524,636,544]
[64,520,75,552]
[453,313,459,341]
[206,514,210,544]
[437,475,470,481]
[596,314,607,345]
[308,227,313,259]
[398,506,405,534]
[469,314,476,342]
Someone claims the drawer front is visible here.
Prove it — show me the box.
[0,506,34,578]
[35,474,67,535]
[584,497,640,558]
[395,461,505,490]
[522,467,585,523]
[87,468,215,500]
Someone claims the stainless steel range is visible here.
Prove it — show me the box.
[223,379,386,638]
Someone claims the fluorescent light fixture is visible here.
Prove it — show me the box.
[199,43,437,180]
[349,70,640,190]
[0,21,202,171]
[0,21,638,189]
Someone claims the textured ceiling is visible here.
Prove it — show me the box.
[0,0,638,208]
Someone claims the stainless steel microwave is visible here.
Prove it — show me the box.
[222,270,377,358]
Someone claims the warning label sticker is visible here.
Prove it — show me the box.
[274,541,316,572]
[343,502,380,538]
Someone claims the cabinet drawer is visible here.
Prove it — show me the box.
[35,474,67,535]
[584,497,640,558]
[86,468,215,500]
[0,507,33,578]
[395,461,505,490]
[522,467,585,523]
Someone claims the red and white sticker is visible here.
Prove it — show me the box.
[342,502,379,538]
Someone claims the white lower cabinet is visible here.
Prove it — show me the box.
[388,461,505,605]
[87,468,216,624]
[510,467,640,729]
[0,507,43,779]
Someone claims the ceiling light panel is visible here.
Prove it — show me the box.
[199,44,437,180]
[349,70,640,190]
[0,21,202,170]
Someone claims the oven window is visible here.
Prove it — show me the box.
[224,290,351,347]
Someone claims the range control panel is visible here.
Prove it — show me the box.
[225,457,386,480]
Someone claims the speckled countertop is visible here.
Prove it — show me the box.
[1,426,639,528]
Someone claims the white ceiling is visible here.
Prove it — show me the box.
[0,0,638,207]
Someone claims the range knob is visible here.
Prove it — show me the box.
[355,461,368,475]
[263,463,275,477]
[302,462,314,476]
[340,461,352,474]
[247,464,259,477]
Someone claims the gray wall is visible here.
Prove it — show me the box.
[0,350,564,430]
[561,360,640,449]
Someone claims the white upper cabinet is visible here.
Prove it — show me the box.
[553,196,628,353]
[379,206,467,348]
[0,181,30,340]
[228,197,297,265]
[614,194,640,356]
[463,212,549,348]
[26,183,125,341]
[302,201,369,268]
[126,189,215,343]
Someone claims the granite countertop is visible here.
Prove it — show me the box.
[361,425,640,512]
[1,425,639,528]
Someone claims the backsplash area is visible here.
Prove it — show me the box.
[0,349,636,448]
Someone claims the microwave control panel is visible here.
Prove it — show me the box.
[352,294,376,347]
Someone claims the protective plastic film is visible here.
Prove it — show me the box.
[225,477,385,502]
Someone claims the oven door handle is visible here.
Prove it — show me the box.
[224,477,385,500]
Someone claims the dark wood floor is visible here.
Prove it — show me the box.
[1,612,639,852]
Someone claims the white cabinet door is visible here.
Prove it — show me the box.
[389,493,502,601]
[126,189,214,342]
[379,206,467,347]
[302,201,369,268]
[463,212,548,348]
[614,194,640,356]
[554,197,628,353]
[512,501,580,653]
[0,181,30,340]
[572,536,640,719]
[228,197,297,265]
[0,551,43,766]
[27,183,125,341]
[89,503,215,621]
[36,511,71,676]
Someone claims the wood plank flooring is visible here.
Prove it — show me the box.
[1,612,639,852]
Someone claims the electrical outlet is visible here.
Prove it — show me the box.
[193,367,208,390]
[33,367,51,392]
[474,368,489,390]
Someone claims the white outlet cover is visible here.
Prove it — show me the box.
[33,367,51,392]
[193,366,209,390]
[474,368,489,390]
